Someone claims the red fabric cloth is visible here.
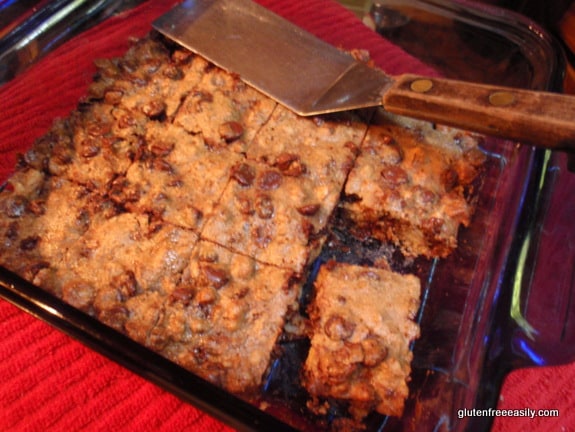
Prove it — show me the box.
[0,1,573,431]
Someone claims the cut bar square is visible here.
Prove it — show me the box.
[125,240,301,394]
[342,111,485,258]
[303,261,421,420]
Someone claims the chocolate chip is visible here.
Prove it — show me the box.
[300,219,314,238]
[20,236,40,251]
[118,114,137,129]
[361,337,388,367]
[109,177,140,204]
[296,203,320,216]
[275,153,299,171]
[114,270,138,299]
[257,170,282,190]
[79,139,101,158]
[231,163,256,186]
[170,286,195,305]
[423,217,444,234]
[203,265,229,289]
[5,221,18,241]
[237,196,253,215]
[252,225,272,248]
[414,186,438,205]
[150,158,173,173]
[324,314,355,341]
[192,90,213,104]
[380,164,409,186]
[162,65,183,80]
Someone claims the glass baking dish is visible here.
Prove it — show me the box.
[0,0,568,431]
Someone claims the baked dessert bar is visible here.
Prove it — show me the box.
[245,104,366,179]
[303,260,421,420]
[201,158,347,274]
[174,58,277,153]
[88,35,209,121]
[202,106,366,274]
[342,111,486,258]
[18,101,135,191]
[125,240,300,394]
[55,214,198,327]
[122,121,244,232]
[0,171,111,286]
[0,33,315,396]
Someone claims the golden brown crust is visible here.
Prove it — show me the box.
[164,240,300,394]
[174,61,277,152]
[201,160,338,273]
[88,35,208,120]
[57,214,198,318]
[245,104,365,179]
[113,240,300,394]
[0,172,119,290]
[201,106,365,273]
[342,110,485,258]
[122,121,243,232]
[0,34,294,395]
[303,261,421,420]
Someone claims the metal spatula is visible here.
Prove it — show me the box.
[153,0,575,155]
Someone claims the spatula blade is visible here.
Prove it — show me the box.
[153,0,390,115]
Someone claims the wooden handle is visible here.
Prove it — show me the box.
[383,74,575,153]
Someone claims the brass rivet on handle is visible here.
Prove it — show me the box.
[489,91,516,107]
[410,79,434,93]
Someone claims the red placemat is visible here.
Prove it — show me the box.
[0,0,573,431]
